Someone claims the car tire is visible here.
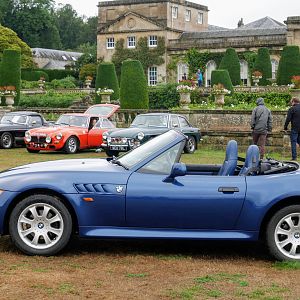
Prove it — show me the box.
[184,136,196,154]
[0,132,14,149]
[63,136,79,154]
[266,205,300,261]
[105,150,119,157]
[26,148,40,153]
[9,194,72,256]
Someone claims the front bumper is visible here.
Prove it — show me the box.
[25,140,64,151]
[101,138,141,152]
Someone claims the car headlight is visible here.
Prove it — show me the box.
[122,138,127,144]
[107,137,111,143]
[45,135,52,143]
[56,133,63,140]
[25,131,31,142]
[103,132,109,140]
[137,132,144,141]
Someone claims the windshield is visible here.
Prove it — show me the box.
[117,130,181,169]
[56,115,88,127]
[1,115,27,124]
[85,106,115,116]
[131,115,168,128]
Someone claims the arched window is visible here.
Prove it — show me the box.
[240,60,249,86]
[177,63,189,82]
[271,59,279,80]
[205,60,217,87]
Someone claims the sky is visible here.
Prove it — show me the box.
[55,0,300,29]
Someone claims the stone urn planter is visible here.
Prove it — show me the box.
[5,95,15,108]
[85,79,92,89]
[179,92,191,109]
[99,93,112,104]
[214,93,225,109]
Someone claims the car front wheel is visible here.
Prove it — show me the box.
[9,194,72,256]
[266,205,300,261]
[184,136,196,154]
[0,132,14,149]
[63,136,79,154]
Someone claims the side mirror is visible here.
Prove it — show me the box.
[163,163,187,182]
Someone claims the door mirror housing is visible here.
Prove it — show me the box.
[164,163,187,182]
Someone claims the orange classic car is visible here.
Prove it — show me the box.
[24,113,117,153]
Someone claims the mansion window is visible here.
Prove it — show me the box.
[148,35,158,47]
[127,36,136,48]
[197,12,203,24]
[185,10,191,22]
[148,66,157,86]
[172,6,178,19]
[106,37,115,49]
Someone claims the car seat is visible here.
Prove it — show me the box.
[218,140,238,176]
[238,145,260,176]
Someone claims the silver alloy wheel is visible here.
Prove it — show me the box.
[17,203,64,250]
[67,137,77,153]
[186,137,195,152]
[274,212,300,259]
[1,133,12,148]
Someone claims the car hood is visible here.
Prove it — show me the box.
[0,159,130,192]
[108,127,168,138]
[28,125,86,135]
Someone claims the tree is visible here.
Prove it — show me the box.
[120,60,149,109]
[277,46,300,85]
[95,62,120,103]
[253,48,272,86]
[0,49,21,105]
[219,48,241,85]
[211,69,234,94]
[75,43,97,70]
[0,25,34,68]
[78,16,98,46]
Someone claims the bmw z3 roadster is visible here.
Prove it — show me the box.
[0,130,300,260]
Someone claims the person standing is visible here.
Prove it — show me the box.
[196,69,203,87]
[250,97,272,158]
[284,97,300,160]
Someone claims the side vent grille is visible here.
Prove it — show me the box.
[74,184,108,194]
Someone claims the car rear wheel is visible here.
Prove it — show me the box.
[0,132,14,149]
[266,205,300,261]
[184,136,196,154]
[105,150,119,157]
[9,194,72,256]
[26,148,40,153]
[63,136,79,154]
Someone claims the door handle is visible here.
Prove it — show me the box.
[218,187,239,193]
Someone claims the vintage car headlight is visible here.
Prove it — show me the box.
[25,131,31,142]
[122,138,127,144]
[137,132,145,141]
[103,132,109,140]
[56,133,63,140]
[107,136,111,143]
[45,135,52,143]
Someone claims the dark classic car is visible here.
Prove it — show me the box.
[0,111,48,149]
[101,113,201,156]
[1,130,300,261]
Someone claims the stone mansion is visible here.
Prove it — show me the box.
[97,0,300,86]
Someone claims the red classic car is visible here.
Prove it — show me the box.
[24,113,116,153]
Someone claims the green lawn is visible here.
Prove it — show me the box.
[0,146,292,171]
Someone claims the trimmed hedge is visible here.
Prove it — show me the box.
[218,48,241,85]
[0,49,21,105]
[277,46,300,85]
[22,68,79,81]
[120,60,149,109]
[21,69,49,82]
[149,83,179,109]
[253,48,272,86]
[211,70,234,94]
[95,62,120,103]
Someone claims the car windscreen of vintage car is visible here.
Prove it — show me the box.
[131,115,168,128]
[116,130,183,169]
[55,115,88,127]
[1,115,27,124]
[85,106,115,116]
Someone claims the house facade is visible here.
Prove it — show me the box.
[97,0,300,86]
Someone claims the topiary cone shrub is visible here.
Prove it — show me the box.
[253,47,272,86]
[0,49,21,105]
[218,48,241,86]
[277,46,300,85]
[120,60,149,109]
[211,69,234,94]
[95,62,120,104]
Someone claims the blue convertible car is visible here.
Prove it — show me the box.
[0,130,300,261]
